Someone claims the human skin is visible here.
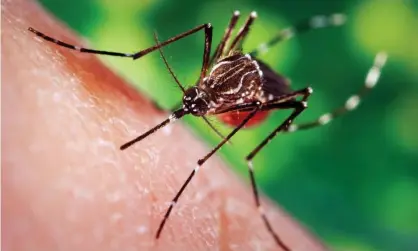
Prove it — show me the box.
[1,0,327,250]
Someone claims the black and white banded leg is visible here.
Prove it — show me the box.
[120,109,187,150]
[250,13,347,57]
[227,11,258,53]
[246,103,309,251]
[210,10,241,65]
[28,24,212,61]
[243,90,312,251]
[285,51,388,133]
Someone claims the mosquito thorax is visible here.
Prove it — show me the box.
[182,87,211,116]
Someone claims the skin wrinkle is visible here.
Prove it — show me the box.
[3,1,327,251]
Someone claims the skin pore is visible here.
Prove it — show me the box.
[2,0,326,250]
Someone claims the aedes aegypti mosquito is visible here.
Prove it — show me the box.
[29,10,387,251]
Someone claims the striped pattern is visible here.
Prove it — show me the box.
[28,27,134,57]
[204,53,263,107]
[286,51,388,132]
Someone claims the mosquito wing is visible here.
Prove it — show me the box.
[256,59,293,96]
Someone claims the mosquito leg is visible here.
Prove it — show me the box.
[210,10,241,65]
[198,24,213,81]
[250,13,347,57]
[28,27,134,57]
[227,11,258,53]
[192,11,239,91]
[120,108,187,150]
[215,87,312,115]
[156,105,262,239]
[28,23,211,60]
[245,101,309,251]
[135,24,211,61]
[285,51,388,133]
[155,92,311,240]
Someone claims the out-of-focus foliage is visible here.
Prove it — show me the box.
[39,0,418,250]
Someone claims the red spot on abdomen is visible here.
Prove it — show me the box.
[217,110,270,128]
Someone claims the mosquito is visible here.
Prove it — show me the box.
[29,10,388,251]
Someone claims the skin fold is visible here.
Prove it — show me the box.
[1,0,326,250]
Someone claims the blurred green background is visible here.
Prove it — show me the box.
[38,0,418,250]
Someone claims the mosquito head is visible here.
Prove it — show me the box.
[182,87,211,116]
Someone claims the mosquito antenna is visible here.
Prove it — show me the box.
[120,109,187,150]
[153,32,186,94]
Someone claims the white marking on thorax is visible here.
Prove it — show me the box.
[209,60,232,76]
[223,70,257,95]
[210,58,248,88]
[217,65,247,88]
[209,101,220,108]
[192,88,199,101]
[252,60,263,77]
[209,55,247,76]
[235,98,244,104]
[241,90,252,97]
